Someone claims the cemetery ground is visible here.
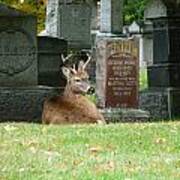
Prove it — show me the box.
[0,122,179,179]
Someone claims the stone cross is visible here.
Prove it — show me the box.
[100,0,123,34]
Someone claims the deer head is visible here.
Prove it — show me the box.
[61,53,94,95]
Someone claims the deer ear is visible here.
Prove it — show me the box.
[62,67,71,79]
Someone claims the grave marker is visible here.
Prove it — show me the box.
[140,0,180,119]
[96,37,139,108]
[0,4,37,86]
[46,0,91,49]
[105,39,139,108]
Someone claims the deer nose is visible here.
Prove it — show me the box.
[87,87,95,95]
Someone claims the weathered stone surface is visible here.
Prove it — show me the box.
[96,35,139,108]
[60,3,91,49]
[46,0,59,37]
[141,0,180,119]
[0,87,63,122]
[38,36,67,87]
[139,88,180,119]
[46,0,91,49]
[148,64,180,87]
[142,31,153,66]
[144,0,180,19]
[100,0,123,33]
[0,4,37,86]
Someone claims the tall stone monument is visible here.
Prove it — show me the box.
[0,4,37,86]
[0,4,61,122]
[140,0,180,119]
[100,0,123,34]
[46,0,91,49]
[96,0,144,122]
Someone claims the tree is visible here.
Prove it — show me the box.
[123,0,148,24]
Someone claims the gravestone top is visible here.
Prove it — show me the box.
[0,3,32,17]
[0,3,37,86]
[46,0,91,49]
[145,0,180,19]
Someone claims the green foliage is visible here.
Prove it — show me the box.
[0,122,179,179]
[124,0,148,24]
[86,94,97,104]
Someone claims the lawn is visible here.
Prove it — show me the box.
[0,122,179,180]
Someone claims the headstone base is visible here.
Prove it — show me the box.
[139,88,180,119]
[100,108,150,123]
[0,86,63,122]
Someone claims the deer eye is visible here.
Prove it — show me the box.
[75,78,81,82]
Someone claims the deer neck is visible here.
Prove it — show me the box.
[63,84,80,99]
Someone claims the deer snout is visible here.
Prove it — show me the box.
[87,86,95,95]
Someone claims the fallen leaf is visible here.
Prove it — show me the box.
[155,138,167,144]
[89,146,102,154]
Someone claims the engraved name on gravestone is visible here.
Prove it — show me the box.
[105,39,139,108]
[0,6,37,86]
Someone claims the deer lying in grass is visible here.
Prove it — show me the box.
[42,54,105,124]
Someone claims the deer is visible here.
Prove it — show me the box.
[42,53,105,124]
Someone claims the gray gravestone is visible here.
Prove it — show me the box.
[100,0,123,33]
[140,0,180,119]
[0,4,37,86]
[0,3,66,122]
[38,36,67,87]
[46,0,91,49]
[95,0,148,122]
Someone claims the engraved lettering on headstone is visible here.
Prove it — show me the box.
[105,40,139,108]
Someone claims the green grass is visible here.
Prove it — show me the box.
[139,68,148,90]
[0,122,180,180]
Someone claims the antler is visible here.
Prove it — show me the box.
[83,53,91,69]
[61,53,73,63]
[70,64,77,74]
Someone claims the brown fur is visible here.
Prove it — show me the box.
[42,94,105,124]
[42,59,105,124]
